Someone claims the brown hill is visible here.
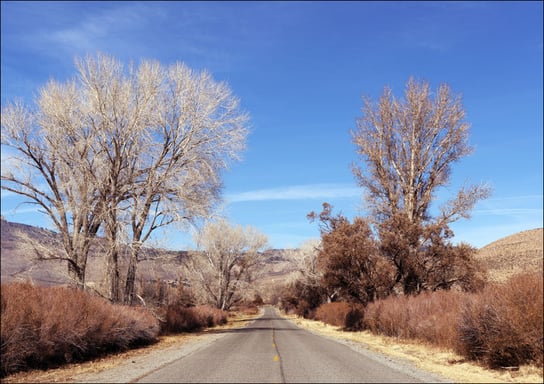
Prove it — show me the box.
[0,219,296,301]
[476,228,543,283]
[0,219,187,287]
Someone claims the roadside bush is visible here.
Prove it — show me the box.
[344,304,365,331]
[364,290,462,350]
[159,304,227,335]
[314,302,365,330]
[232,304,260,316]
[315,302,351,327]
[0,282,159,377]
[457,272,543,368]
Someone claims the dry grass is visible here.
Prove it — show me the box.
[1,309,261,383]
[284,313,543,383]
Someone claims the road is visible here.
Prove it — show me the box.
[135,306,449,383]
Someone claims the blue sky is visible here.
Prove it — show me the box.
[1,1,542,250]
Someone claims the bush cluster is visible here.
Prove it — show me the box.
[457,272,543,368]
[314,302,365,331]
[310,272,543,369]
[364,289,462,350]
[159,304,227,335]
[1,282,159,377]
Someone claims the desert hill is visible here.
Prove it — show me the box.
[0,219,296,301]
[475,228,543,283]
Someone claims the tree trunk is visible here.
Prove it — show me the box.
[124,243,142,305]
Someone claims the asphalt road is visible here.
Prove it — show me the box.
[136,307,448,383]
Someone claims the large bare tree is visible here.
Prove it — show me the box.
[121,62,248,304]
[351,77,491,293]
[1,54,249,301]
[2,91,103,289]
[184,219,268,310]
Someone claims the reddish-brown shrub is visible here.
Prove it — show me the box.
[457,272,543,368]
[314,302,365,331]
[193,305,228,327]
[315,302,352,327]
[364,290,464,350]
[344,304,365,331]
[232,304,259,316]
[0,282,159,377]
[159,304,228,335]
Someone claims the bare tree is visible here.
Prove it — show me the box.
[1,54,249,302]
[351,77,491,294]
[287,238,322,286]
[184,219,268,310]
[122,62,248,304]
[1,93,102,289]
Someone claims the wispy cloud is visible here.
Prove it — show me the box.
[225,184,360,203]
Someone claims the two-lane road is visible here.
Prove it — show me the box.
[136,307,448,383]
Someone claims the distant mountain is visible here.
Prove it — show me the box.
[476,228,543,282]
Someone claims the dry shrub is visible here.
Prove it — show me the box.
[344,304,365,331]
[315,302,365,330]
[0,282,159,377]
[315,302,352,327]
[159,304,227,335]
[233,304,260,316]
[457,272,543,368]
[364,290,463,350]
[193,305,228,327]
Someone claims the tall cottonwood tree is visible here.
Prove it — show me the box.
[351,77,490,294]
[1,53,249,301]
[121,62,247,304]
[184,219,268,310]
[1,92,103,289]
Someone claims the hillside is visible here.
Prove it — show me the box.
[0,219,189,286]
[0,219,296,301]
[476,228,543,282]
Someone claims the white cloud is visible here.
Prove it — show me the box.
[225,183,360,203]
